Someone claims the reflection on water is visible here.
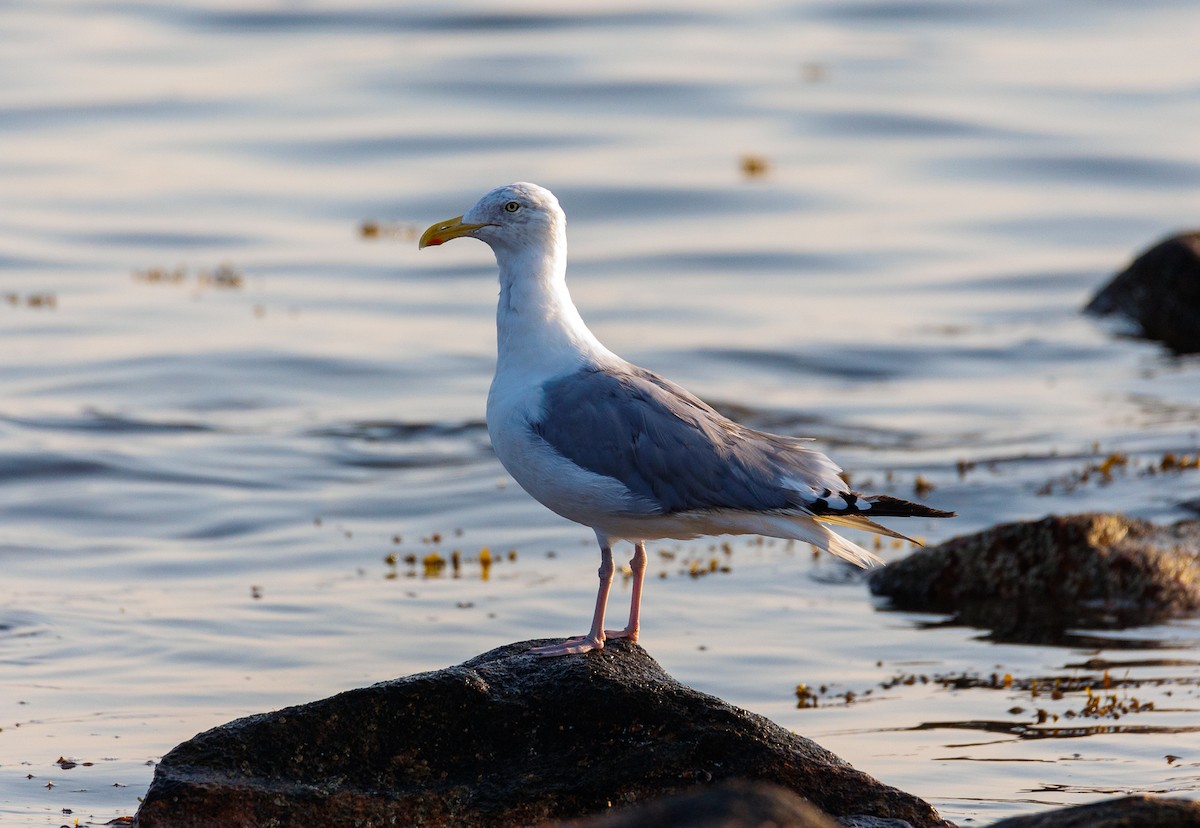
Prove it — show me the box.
[3,0,1200,824]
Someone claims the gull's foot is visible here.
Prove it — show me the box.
[529,635,604,657]
[603,627,638,642]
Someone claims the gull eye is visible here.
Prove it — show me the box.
[504,201,520,213]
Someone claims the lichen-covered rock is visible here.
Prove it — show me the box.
[135,640,950,828]
[989,794,1200,827]
[869,513,1200,643]
[1085,231,1200,353]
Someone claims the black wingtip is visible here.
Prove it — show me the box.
[864,494,956,519]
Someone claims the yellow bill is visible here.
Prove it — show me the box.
[419,215,493,248]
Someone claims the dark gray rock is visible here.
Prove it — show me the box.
[989,794,1200,827]
[135,639,950,828]
[869,513,1200,643]
[1085,231,1200,353]
[554,779,841,827]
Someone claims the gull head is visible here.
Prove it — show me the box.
[419,182,564,256]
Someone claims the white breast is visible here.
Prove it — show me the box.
[487,374,642,530]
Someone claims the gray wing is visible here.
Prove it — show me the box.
[531,364,848,515]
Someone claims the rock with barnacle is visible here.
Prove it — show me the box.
[869,513,1200,643]
[135,640,950,828]
[1085,230,1200,353]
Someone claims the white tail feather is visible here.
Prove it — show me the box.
[821,525,885,568]
[600,510,887,568]
[752,514,885,568]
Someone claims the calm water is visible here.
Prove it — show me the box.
[3,1,1200,824]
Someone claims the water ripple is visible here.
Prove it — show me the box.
[253,132,604,165]
[935,153,1200,189]
[0,98,240,131]
[162,7,711,35]
[565,185,820,221]
[310,419,492,471]
[26,351,398,410]
[306,419,487,442]
[805,109,1031,140]
[0,449,286,492]
[0,409,212,435]
[813,0,1007,25]
[407,78,728,114]
[699,346,905,381]
[579,250,847,278]
[699,340,1111,385]
[68,230,257,249]
[0,452,112,482]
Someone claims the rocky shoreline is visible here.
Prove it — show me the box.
[133,629,1200,827]
[136,509,1200,828]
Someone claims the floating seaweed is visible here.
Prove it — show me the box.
[739,154,769,179]
[133,263,245,290]
[4,291,57,308]
[359,220,419,241]
[794,665,1199,735]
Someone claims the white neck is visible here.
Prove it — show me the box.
[491,228,615,380]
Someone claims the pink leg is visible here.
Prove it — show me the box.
[604,541,646,642]
[530,537,614,657]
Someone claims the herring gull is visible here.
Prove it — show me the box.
[420,182,953,657]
